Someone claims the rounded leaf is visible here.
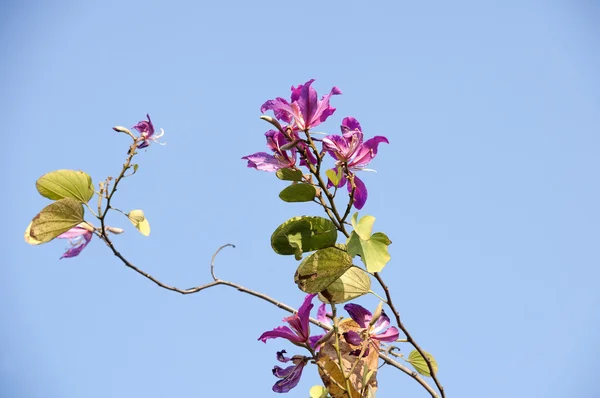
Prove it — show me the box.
[347,231,391,273]
[309,386,328,398]
[276,168,303,181]
[407,350,438,377]
[295,246,354,293]
[279,184,316,203]
[127,210,150,236]
[29,198,85,243]
[318,266,371,304]
[271,216,338,259]
[36,169,94,202]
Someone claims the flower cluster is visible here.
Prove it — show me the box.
[243,79,388,209]
[259,294,399,393]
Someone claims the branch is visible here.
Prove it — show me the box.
[374,273,445,398]
[99,236,437,394]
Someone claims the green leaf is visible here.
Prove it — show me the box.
[309,385,329,398]
[319,266,371,304]
[127,209,150,236]
[132,164,139,174]
[351,213,376,240]
[276,168,303,181]
[325,166,343,187]
[347,229,392,273]
[407,350,438,377]
[29,198,84,243]
[295,246,354,293]
[279,184,316,203]
[271,216,338,260]
[36,169,94,202]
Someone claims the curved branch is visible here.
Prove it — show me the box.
[98,236,437,394]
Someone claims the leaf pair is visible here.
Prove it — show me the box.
[26,170,94,244]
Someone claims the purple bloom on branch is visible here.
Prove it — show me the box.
[343,303,399,343]
[242,130,297,172]
[271,350,309,393]
[133,114,165,148]
[57,226,93,259]
[261,79,342,131]
[258,293,322,347]
[323,117,389,209]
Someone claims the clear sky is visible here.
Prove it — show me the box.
[2,1,600,397]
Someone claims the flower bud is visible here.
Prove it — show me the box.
[280,138,304,151]
[369,301,384,327]
[105,226,125,234]
[260,115,284,132]
[113,126,132,134]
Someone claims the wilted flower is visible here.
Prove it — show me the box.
[323,117,388,209]
[342,303,399,354]
[57,225,94,259]
[261,79,342,131]
[133,114,165,148]
[271,350,310,393]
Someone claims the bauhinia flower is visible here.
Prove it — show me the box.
[259,294,325,393]
[133,114,165,148]
[323,117,389,209]
[342,303,399,355]
[261,79,342,131]
[271,350,310,393]
[258,293,323,348]
[57,225,94,259]
[242,130,297,172]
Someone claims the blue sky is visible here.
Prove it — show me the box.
[2,1,600,397]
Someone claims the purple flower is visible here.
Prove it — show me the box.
[242,130,297,172]
[343,303,399,347]
[133,114,165,148]
[261,79,342,131]
[57,226,93,259]
[271,350,309,393]
[259,294,323,347]
[323,117,389,209]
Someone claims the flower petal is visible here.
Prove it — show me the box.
[341,116,362,133]
[132,114,155,138]
[316,303,331,326]
[343,330,363,346]
[258,326,304,344]
[261,97,294,124]
[60,230,93,259]
[242,152,292,172]
[57,226,90,239]
[372,326,399,342]
[370,311,392,335]
[277,350,291,363]
[308,334,324,349]
[343,303,372,328]
[283,293,316,343]
[349,136,389,170]
[349,175,368,210]
[272,361,306,393]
